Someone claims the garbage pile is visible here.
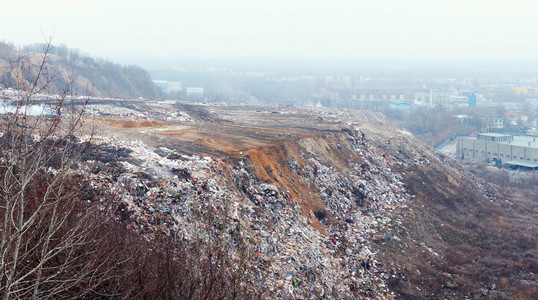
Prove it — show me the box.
[228,128,411,298]
[166,111,193,122]
[86,101,193,123]
[306,107,389,124]
[87,104,143,117]
[75,125,413,299]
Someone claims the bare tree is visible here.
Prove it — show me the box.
[0,39,116,299]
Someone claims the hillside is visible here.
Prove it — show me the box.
[1,92,536,297]
[77,101,536,299]
[0,41,161,98]
[361,125,537,299]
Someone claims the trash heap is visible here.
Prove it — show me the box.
[87,104,143,117]
[76,125,412,299]
[226,129,411,298]
[306,107,389,124]
[166,110,193,122]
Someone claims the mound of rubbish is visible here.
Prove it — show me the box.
[80,103,536,299]
[78,127,405,298]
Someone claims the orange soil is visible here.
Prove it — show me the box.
[101,115,340,232]
[161,130,190,136]
[108,119,167,128]
[246,143,327,232]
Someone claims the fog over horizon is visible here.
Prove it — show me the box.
[2,0,538,71]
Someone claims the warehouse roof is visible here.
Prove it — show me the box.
[505,160,538,169]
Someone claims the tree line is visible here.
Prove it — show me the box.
[0,40,162,99]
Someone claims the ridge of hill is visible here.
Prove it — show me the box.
[0,41,162,98]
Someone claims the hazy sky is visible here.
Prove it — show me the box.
[2,0,537,64]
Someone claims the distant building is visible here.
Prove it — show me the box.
[186,87,204,98]
[153,80,169,93]
[168,81,182,93]
[321,87,421,101]
[152,80,182,94]
[449,95,470,107]
[462,92,476,107]
[389,101,411,110]
[485,118,504,130]
[511,87,538,96]
[504,111,528,123]
[528,128,538,136]
[446,93,477,107]
[457,133,538,164]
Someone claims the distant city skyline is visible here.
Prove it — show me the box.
[2,0,537,67]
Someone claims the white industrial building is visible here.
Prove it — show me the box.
[152,80,182,94]
[457,133,538,168]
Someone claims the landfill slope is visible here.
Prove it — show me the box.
[361,124,537,299]
[87,102,536,299]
